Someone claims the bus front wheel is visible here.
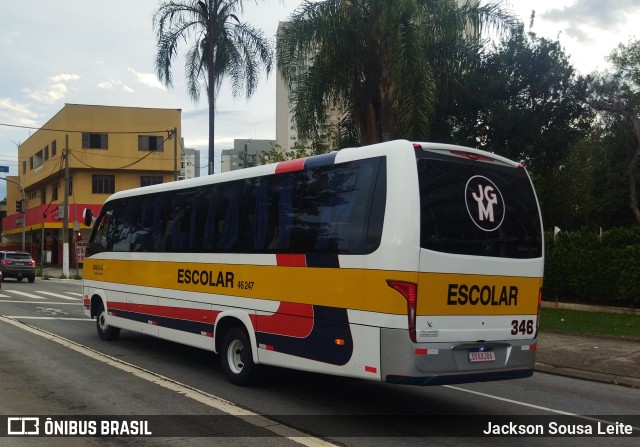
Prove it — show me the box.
[96,301,120,341]
[221,327,256,386]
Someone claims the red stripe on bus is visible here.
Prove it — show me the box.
[365,366,377,373]
[276,254,307,267]
[256,302,314,338]
[107,301,219,324]
[275,158,305,173]
[107,301,127,311]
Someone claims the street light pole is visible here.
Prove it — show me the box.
[62,134,69,278]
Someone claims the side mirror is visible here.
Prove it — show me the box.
[83,208,94,227]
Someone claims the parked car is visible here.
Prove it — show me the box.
[0,251,36,283]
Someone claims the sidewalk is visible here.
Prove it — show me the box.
[40,265,83,279]
[536,332,640,388]
[38,266,640,388]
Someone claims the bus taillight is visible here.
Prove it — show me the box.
[387,280,418,343]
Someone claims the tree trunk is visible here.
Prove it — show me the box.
[207,0,217,175]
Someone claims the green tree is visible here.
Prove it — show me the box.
[154,0,274,174]
[587,39,640,224]
[277,0,516,147]
[440,26,592,228]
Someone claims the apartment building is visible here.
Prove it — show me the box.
[180,144,201,180]
[2,103,181,265]
[275,22,344,152]
[220,139,275,172]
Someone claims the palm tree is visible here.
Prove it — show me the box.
[154,0,273,174]
[277,0,516,146]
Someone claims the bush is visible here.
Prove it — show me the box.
[544,227,640,307]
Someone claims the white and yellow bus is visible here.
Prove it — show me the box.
[82,140,543,386]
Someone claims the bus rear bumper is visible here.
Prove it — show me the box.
[380,328,537,386]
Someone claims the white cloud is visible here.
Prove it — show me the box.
[50,73,80,83]
[541,0,640,44]
[98,79,135,93]
[24,83,69,104]
[0,97,38,126]
[128,68,167,91]
[21,72,81,105]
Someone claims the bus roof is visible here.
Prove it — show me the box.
[104,140,522,202]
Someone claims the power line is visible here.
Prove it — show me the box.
[67,131,176,170]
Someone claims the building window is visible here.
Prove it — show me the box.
[138,135,164,151]
[40,188,47,205]
[30,157,33,170]
[34,150,44,170]
[140,176,163,187]
[52,182,58,201]
[82,133,108,149]
[51,140,57,156]
[68,176,73,196]
[92,175,115,194]
[22,161,26,174]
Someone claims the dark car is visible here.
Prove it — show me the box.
[0,251,36,283]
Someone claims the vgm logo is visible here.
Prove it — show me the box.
[465,176,505,231]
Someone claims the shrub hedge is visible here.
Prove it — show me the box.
[543,226,640,307]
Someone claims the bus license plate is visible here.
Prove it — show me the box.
[468,349,495,363]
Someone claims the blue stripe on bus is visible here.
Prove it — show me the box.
[113,310,214,336]
[305,253,340,268]
[303,152,337,170]
[256,305,353,365]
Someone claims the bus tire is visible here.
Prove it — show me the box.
[96,301,120,341]
[221,327,256,386]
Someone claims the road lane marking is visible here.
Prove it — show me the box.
[2,317,90,320]
[66,292,83,297]
[3,290,46,299]
[36,290,81,300]
[0,315,337,447]
[0,300,82,305]
[445,385,640,431]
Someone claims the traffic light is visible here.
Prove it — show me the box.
[16,199,24,213]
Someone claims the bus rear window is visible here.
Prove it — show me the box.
[417,154,542,259]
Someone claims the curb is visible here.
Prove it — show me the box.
[541,301,640,316]
[535,362,640,389]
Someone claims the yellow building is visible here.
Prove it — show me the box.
[2,103,181,266]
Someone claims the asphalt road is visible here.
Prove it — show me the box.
[0,278,638,446]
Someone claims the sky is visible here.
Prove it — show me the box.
[1,0,639,199]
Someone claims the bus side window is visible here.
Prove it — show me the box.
[218,182,242,250]
[109,200,134,252]
[202,186,220,250]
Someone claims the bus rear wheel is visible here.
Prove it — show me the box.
[221,327,256,386]
[96,301,120,341]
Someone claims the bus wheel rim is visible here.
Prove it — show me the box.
[227,339,245,375]
[99,312,108,331]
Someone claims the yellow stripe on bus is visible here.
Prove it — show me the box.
[418,272,541,316]
[84,259,540,317]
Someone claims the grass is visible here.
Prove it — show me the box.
[539,308,640,340]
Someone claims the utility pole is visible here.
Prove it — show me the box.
[173,127,178,181]
[62,134,69,278]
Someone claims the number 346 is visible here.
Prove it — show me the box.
[511,319,534,335]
